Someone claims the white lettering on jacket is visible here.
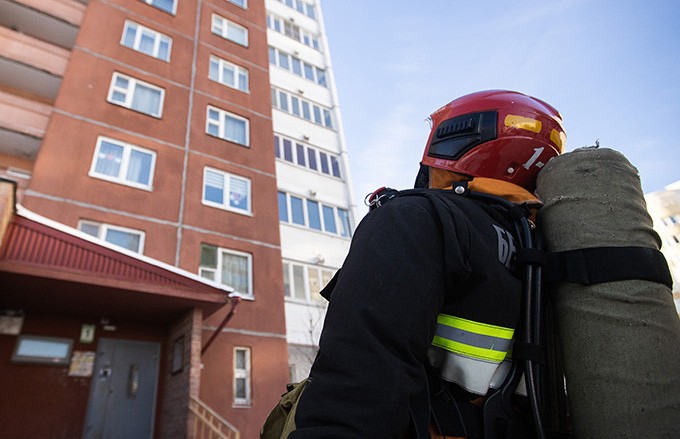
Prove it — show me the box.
[493,224,516,268]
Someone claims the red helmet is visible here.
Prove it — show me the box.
[420,90,566,192]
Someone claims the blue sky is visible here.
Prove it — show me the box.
[320,0,680,215]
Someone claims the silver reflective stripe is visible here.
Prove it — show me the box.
[435,323,514,353]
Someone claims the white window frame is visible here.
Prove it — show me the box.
[140,0,177,15]
[269,47,326,87]
[107,72,165,118]
[121,20,172,61]
[283,260,335,303]
[209,55,249,92]
[78,220,146,253]
[211,14,248,47]
[199,246,254,298]
[89,136,156,190]
[278,191,352,237]
[274,135,343,179]
[206,105,250,146]
[202,167,252,215]
[271,87,334,129]
[233,347,251,406]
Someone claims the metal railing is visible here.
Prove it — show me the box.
[188,396,240,439]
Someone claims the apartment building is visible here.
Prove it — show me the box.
[0,0,288,437]
[265,0,357,382]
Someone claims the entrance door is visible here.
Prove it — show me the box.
[83,338,160,439]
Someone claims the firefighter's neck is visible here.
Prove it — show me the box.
[428,168,539,204]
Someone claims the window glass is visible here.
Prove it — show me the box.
[319,152,329,174]
[221,251,250,295]
[307,149,317,170]
[330,156,341,178]
[303,63,314,80]
[94,140,123,178]
[278,191,288,222]
[91,137,156,190]
[322,205,337,234]
[307,200,321,230]
[296,143,306,166]
[292,265,305,299]
[313,106,322,124]
[279,52,290,70]
[229,176,249,211]
[227,0,247,8]
[79,222,100,237]
[126,149,153,186]
[142,0,176,14]
[338,209,351,237]
[131,82,162,116]
[323,109,333,128]
[308,269,324,302]
[213,14,248,46]
[279,91,289,111]
[316,68,327,87]
[201,244,218,269]
[79,221,144,253]
[204,169,225,205]
[292,58,302,75]
[274,136,280,158]
[301,101,311,120]
[291,97,300,116]
[283,139,293,162]
[283,262,291,296]
[207,106,248,146]
[291,196,305,225]
[105,228,141,252]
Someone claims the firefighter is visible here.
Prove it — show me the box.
[289,90,566,438]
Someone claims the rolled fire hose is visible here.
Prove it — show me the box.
[535,147,680,438]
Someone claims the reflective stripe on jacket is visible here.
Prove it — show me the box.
[428,314,514,395]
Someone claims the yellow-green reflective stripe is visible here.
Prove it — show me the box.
[431,335,508,362]
[437,314,513,340]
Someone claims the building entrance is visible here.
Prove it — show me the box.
[83,338,160,439]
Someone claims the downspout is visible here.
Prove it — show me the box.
[201,295,242,356]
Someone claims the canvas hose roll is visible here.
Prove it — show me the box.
[535,147,680,438]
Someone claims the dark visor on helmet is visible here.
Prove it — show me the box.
[427,111,497,160]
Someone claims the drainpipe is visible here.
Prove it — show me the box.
[201,294,241,356]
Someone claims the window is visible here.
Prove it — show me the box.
[202,167,251,214]
[283,261,335,302]
[199,245,253,298]
[206,106,249,146]
[233,347,251,406]
[121,20,172,61]
[12,336,73,366]
[270,1,317,22]
[78,220,145,253]
[211,14,248,46]
[274,135,343,179]
[140,0,176,15]
[209,56,248,92]
[268,47,327,87]
[278,191,352,237]
[89,136,156,190]
[227,0,247,8]
[271,87,334,129]
[108,72,164,118]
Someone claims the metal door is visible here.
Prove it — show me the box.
[83,338,160,439]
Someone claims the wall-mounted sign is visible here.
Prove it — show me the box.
[68,351,96,377]
[80,324,96,343]
[0,315,23,335]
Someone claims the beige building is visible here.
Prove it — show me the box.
[646,180,680,312]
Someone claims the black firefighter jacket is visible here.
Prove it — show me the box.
[290,189,523,438]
